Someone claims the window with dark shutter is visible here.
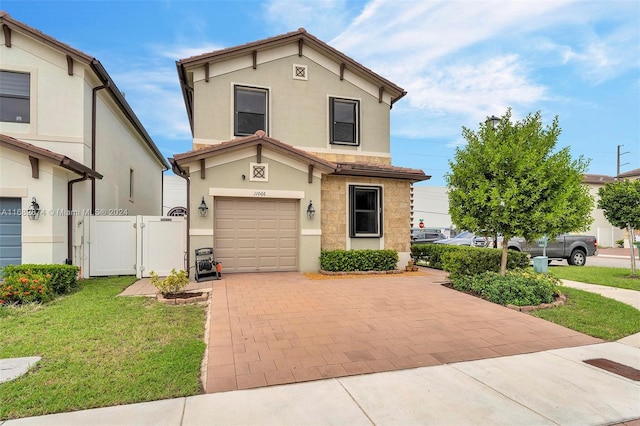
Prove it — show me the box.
[330,97,359,145]
[349,185,382,237]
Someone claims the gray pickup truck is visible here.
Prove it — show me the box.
[505,234,598,266]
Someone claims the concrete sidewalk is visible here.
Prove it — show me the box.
[561,280,640,310]
[3,337,639,426]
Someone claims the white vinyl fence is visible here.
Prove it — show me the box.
[85,216,186,278]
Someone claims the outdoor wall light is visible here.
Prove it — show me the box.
[307,200,315,220]
[488,115,500,129]
[198,197,209,217]
[27,197,41,221]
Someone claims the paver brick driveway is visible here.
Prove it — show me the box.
[205,269,600,393]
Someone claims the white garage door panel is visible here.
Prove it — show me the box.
[214,197,298,273]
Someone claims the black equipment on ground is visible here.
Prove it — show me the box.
[194,247,221,282]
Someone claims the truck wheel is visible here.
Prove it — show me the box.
[568,249,586,266]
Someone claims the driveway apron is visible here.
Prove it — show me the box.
[204,270,600,393]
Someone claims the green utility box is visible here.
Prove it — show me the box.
[533,256,549,273]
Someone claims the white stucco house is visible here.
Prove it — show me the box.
[0,12,169,269]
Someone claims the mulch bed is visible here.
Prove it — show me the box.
[305,271,428,280]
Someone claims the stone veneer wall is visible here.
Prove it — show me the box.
[313,153,392,165]
[321,175,411,252]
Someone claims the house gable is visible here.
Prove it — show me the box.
[0,11,168,170]
[177,29,405,164]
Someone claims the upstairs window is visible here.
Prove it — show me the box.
[0,71,30,123]
[330,97,359,145]
[349,185,382,237]
[234,86,268,136]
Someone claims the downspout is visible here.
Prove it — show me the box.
[170,158,191,273]
[91,82,109,214]
[66,173,90,264]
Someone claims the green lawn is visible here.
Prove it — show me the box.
[532,286,640,340]
[550,266,640,291]
[0,276,206,420]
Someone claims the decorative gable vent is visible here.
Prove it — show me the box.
[293,64,308,81]
[250,162,269,182]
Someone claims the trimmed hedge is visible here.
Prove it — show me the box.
[320,249,398,272]
[442,248,529,279]
[411,244,529,276]
[2,264,80,295]
[451,270,559,306]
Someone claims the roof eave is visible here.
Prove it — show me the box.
[333,169,430,182]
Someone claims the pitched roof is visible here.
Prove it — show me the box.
[617,168,640,179]
[1,133,103,179]
[583,174,616,184]
[172,131,428,182]
[0,12,169,170]
[334,162,429,182]
[173,130,336,171]
[176,28,407,132]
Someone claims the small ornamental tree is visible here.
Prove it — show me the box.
[598,179,640,276]
[446,109,594,275]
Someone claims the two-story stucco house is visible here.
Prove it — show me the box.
[0,12,169,268]
[171,29,429,273]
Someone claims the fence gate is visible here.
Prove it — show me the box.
[86,216,186,278]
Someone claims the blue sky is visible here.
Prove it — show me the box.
[4,0,639,186]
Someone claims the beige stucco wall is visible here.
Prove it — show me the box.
[185,146,325,272]
[321,175,412,268]
[0,30,89,162]
[1,28,165,266]
[93,95,163,215]
[190,45,392,161]
[0,148,74,264]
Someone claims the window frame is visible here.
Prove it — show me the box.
[330,97,360,146]
[129,168,134,201]
[234,85,269,136]
[0,70,31,124]
[349,185,383,237]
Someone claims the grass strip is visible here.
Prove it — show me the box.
[550,266,640,291]
[531,286,640,340]
[0,276,206,420]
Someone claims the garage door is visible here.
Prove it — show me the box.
[214,198,298,273]
[0,198,22,269]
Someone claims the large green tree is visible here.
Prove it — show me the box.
[446,109,593,275]
[598,179,640,276]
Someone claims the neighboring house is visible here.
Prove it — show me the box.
[616,168,640,246]
[0,12,169,268]
[411,186,452,230]
[163,174,187,216]
[171,28,429,273]
[582,174,624,247]
[617,168,640,181]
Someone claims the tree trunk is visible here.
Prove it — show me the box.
[628,224,637,277]
[500,238,508,276]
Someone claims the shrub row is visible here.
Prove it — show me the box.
[442,247,529,279]
[451,270,559,306]
[411,244,529,275]
[1,264,80,305]
[320,249,398,272]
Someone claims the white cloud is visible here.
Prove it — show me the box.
[262,0,352,39]
[154,44,225,61]
[320,0,638,141]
